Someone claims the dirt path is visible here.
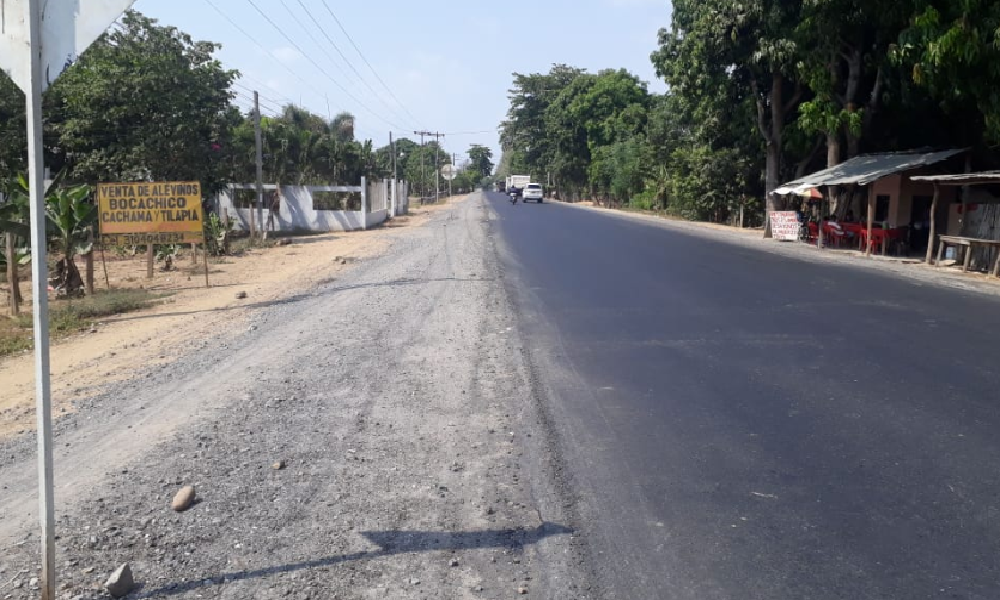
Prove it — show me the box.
[0,205,450,439]
[0,194,589,599]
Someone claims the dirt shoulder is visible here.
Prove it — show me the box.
[0,202,456,439]
[0,193,588,599]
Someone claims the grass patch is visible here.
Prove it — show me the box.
[229,237,280,255]
[0,289,165,358]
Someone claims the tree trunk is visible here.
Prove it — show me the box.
[6,232,20,316]
[844,49,863,158]
[54,256,84,297]
[827,132,841,168]
[926,183,940,264]
[761,72,786,236]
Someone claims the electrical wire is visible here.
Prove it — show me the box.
[287,0,414,129]
[205,0,328,105]
[319,0,424,128]
[242,0,404,131]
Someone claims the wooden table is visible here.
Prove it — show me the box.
[936,235,1000,275]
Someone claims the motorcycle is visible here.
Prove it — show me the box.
[509,191,519,204]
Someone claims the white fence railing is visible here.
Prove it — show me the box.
[215,178,409,233]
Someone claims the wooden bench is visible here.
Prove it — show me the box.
[936,235,1000,276]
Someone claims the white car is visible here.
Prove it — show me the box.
[522,183,544,203]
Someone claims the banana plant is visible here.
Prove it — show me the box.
[0,183,31,241]
[44,183,95,295]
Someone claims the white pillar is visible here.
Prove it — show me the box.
[390,179,397,216]
[360,176,367,230]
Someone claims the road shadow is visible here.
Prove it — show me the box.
[103,292,318,324]
[136,522,572,598]
[322,276,493,294]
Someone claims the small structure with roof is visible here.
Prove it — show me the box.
[910,172,1000,274]
[774,148,967,256]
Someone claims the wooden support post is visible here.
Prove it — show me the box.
[203,240,210,288]
[937,240,946,267]
[963,244,973,272]
[926,183,939,264]
[84,251,94,296]
[6,232,19,316]
[146,244,154,279]
[817,197,825,249]
[84,226,94,296]
[866,186,875,257]
[992,250,1000,277]
[191,242,198,264]
[100,243,110,289]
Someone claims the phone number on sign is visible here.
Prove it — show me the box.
[101,233,202,246]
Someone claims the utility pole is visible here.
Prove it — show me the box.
[414,131,427,197]
[391,131,396,182]
[434,135,442,204]
[450,153,455,197]
[253,91,264,243]
[414,131,443,201]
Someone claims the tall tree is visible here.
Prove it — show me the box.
[894,0,1000,145]
[654,0,803,227]
[49,10,238,196]
[468,145,495,179]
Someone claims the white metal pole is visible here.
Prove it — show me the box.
[25,1,56,598]
[390,177,396,217]
[360,176,367,230]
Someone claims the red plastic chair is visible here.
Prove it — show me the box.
[842,222,864,247]
[822,222,847,247]
[807,221,819,244]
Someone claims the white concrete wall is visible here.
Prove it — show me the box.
[216,181,409,233]
[366,209,389,229]
[217,185,365,233]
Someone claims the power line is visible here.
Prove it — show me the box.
[233,77,298,109]
[288,0,414,129]
[319,0,424,128]
[243,0,403,131]
[205,0,329,105]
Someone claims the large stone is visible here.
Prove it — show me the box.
[171,485,196,512]
[105,563,134,598]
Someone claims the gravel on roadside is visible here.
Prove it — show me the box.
[0,194,593,600]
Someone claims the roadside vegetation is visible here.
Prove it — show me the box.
[1,9,489,325]
[498,1,1000,224]
[0,289,163,358]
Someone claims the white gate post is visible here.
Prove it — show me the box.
[360,176,367,230]
[390,179,397,216]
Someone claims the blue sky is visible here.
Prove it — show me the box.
[133,0,671,160]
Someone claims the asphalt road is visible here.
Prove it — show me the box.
[486,192,1000,600]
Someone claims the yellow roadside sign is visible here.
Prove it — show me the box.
[97,181,203,239]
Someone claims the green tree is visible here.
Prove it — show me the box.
[468,145,494,179]
[893,0,1000,145]
[49,10,238,197]
[654,0,804,226]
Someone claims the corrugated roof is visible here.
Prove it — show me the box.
[773,148,966,194]
[910,171,1000,186]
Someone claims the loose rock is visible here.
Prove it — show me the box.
[171,485,196,511]
[272,460,287,470]
[105,563,135,598]
[236,291,248,300]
